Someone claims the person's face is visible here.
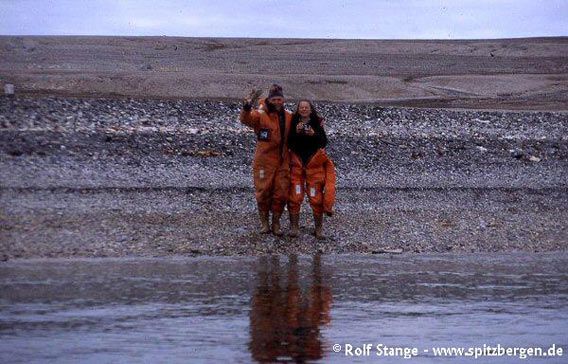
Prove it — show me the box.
[268,96,284,110]
[298,101,311,118]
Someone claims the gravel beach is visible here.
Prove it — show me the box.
[1,36,567,259]
[1,96,566,259]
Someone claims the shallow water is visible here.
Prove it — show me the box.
[1,253,567,363]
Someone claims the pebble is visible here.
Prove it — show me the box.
[1,95,566,258]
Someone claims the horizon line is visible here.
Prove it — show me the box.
[1,34,567,42]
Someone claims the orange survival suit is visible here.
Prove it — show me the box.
[240,99,293,214]
[288,148,336,215]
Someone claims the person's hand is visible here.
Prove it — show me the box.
[243,89,262,111]
[297,122,315,135]
[248,89,262,104]
[242,98,252,111]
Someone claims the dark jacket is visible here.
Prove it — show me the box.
[288,116,327,165]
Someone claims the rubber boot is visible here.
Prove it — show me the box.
[259,210,270,234]
[313,213,324,239]
[272,212,283,236]
[289,213,300,237]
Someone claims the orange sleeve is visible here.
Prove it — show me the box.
[240,109,261,129]
[323,157,336,214]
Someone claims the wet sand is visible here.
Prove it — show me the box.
[1,36,567,110]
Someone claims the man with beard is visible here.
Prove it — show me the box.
[240,84,292,236]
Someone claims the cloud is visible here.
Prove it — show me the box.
[0,0,566,38]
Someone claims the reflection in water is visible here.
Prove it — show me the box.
[249,255,332,363]
[0,254,566,363]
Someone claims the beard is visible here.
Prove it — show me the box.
[266,100,283,113]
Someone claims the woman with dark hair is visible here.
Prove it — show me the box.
[287,100,336,239]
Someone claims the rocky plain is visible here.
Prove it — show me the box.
[0,36,567,259]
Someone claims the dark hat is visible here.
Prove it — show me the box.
[267,84,284,99]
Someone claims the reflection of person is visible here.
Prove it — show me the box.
[288,100,336,239]
[240,85,292,236]
[249,255,332,363]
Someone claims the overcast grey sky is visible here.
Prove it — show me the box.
[1,0,566,39]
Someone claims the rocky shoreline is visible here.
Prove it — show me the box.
[1,96,567,259]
